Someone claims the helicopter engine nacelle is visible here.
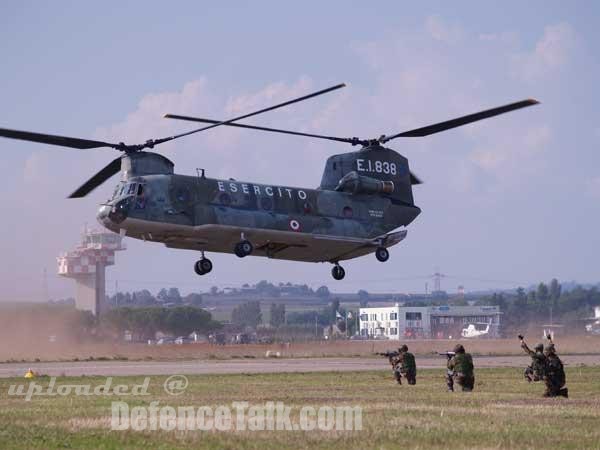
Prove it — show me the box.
[335,171,394,195]
[319,144,415,205]
[121,152,174,179]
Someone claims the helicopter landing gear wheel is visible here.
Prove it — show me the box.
[375,247,389,262]
[331,264,346,281]
[194,258,213,275]
[234,240,253,258]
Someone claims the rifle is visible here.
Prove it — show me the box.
[439,352,456,390]
[375,351,400,359]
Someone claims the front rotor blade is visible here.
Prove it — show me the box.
[0,127,117,150]
[164,114,357,144]
[381,99,539,142]
[69,157,122,198]
[154,83,346,146]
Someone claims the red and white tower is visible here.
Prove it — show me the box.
[57,227,125,315]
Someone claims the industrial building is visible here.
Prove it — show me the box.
[359,304,501,339]
[57,228,125,315]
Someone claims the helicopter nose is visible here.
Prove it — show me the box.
[97,198,130,229]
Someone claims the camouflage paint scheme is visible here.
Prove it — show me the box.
[97,143,421,263]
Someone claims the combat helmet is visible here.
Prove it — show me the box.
[534,343,544,352]
[453,344,465,354]
[399,344,408,352]
[544,343,556,355]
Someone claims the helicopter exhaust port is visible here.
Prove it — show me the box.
[335,171,395,195]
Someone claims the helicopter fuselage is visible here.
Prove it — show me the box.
[97,151,421,263]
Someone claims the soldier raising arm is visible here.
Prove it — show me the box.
[543,336,568,398]
[519,334,546,383]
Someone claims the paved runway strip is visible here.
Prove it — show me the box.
[0,354,597,377]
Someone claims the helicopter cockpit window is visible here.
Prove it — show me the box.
[137,184,144,196]
[127,183,137,195]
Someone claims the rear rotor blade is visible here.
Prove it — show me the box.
[410,172,423,185]
[0,127,118,150]
[69,157,122,198]
[380,99,539,142]
[164,114,357,145]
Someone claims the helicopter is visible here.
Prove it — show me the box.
[461,320,493,339]
[0,83,538,280]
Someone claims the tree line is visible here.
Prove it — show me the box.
[106,288,203,307]
[102,306,221,340]
[474,279,600,333]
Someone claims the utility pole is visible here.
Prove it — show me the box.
[345,313,348,338]
[43,268,48,303]
[430,268,446,293]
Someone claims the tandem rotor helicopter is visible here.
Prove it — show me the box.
[0,84,538,280]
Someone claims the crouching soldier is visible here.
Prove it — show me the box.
[543,339,568,398]
[392,345,417,385]
[519,335,546,382]
[446,344,475,392]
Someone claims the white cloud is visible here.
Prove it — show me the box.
[478,31,519,45]
[588,177,600,198]
[511,23,575,82]
[224,76,313,116]
[425,15,464,43]
[23,151,48,184]
[469,124,550,172]
[93,78,216,154]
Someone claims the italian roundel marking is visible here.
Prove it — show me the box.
[289,219,301,232]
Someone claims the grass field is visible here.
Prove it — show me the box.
[1,367,600,449]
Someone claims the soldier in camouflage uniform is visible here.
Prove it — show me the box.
[446,344,475,392]
[543,341,568,398]
[519,336,546,382]
[391,344,417,385]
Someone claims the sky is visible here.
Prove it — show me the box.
[0,1,598,301]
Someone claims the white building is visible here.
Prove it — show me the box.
[359,304,501,339]
[359,304,402,339]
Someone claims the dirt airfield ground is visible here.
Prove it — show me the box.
[3,336,600,364]
[2,336,599,378]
